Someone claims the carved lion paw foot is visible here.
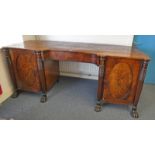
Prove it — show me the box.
[40,95,47,103]
[95,104,102,112]
[131,110,139,119]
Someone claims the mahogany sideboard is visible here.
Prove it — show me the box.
[2,40,150,118]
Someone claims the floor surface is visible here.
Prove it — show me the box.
[0,77,155,120]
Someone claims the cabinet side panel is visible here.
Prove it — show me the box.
[44,59,59,91]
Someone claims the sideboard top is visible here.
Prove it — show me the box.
[3,40,150,61]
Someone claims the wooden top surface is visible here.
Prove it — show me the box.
[3,40,150,60]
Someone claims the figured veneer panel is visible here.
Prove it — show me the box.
[16,54,37,87]
[109,63,133,99]
[103,57,142,104]
[9,49,41,92]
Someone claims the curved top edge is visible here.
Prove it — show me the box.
[2,40,150,61]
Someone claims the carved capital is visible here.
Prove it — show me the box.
[99,57,105,66]
[34,50,42,54]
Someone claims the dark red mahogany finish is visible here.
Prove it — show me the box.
[2,40,150,118]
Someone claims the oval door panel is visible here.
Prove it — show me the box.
[16,54,37,87]
[109,63,133,99]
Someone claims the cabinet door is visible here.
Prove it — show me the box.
[9,49,41,92]
[103,57,142,104]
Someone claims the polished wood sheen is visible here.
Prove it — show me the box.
[103,57,142,104]
[109,63,133,98]
[2,40,150,118]
[9,49,41,92]
[5,40,150,60]
[44,59,59,91]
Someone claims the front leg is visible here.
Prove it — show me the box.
[36,51,47,103]
[96,57,105,112]
[130,61,148,119]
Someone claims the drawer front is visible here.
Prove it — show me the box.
[103,57,142,104]
[45,51,98,64]
[9,49,41,92]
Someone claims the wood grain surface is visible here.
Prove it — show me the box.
[4,40,150,61]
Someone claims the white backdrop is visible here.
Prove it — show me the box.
[37,35,134,46]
